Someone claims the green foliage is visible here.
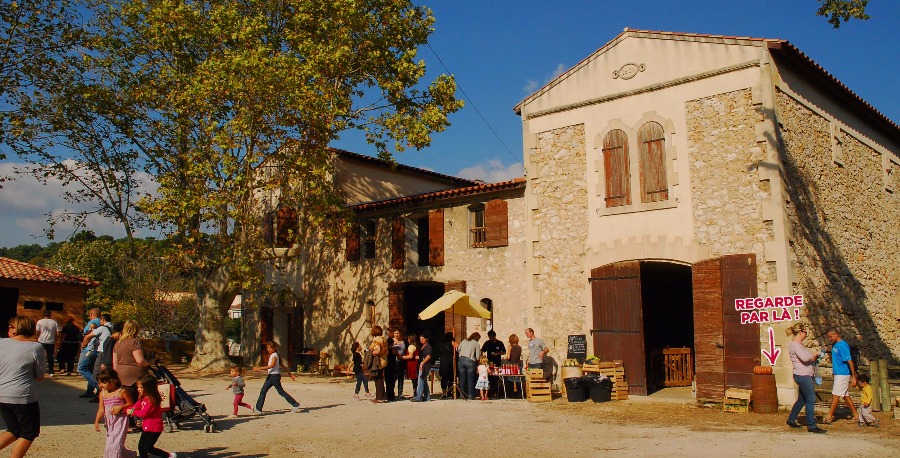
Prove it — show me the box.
[817,0,870,28]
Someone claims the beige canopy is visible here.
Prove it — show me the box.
[418,290,490,320]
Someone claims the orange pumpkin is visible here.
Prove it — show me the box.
[753,366,773,375]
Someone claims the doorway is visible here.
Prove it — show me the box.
[403,282,445,341]
[640,262,693,394]
[0,287,19,329]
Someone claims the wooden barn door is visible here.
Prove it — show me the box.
[590,261,647,395]
[692,254,759,401]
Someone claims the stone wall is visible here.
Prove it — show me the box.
[528,124,588,361]
[777,89,900,360]
[686,88,772,289]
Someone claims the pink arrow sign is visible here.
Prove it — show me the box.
[761,326,781,365]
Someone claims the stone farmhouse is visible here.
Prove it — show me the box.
[253,29,899,405]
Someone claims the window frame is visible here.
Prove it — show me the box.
[363,219,377,259]
[469,205,486,248]
[602,129,631,208]
[638,121,669,203]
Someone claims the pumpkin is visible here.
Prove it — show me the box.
[753,366,773,375]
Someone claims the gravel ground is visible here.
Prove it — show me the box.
[7,367,898,457]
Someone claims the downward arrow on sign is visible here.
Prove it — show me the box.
[761,326,781,365]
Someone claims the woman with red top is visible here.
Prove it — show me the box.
[400,333,419,397]
[128,376,177,458]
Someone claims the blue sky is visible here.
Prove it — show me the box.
[1,0,898,247]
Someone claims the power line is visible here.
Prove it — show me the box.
[426,43,520,164]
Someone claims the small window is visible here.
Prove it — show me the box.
[416,216,430,266]
[24,301,43,310]
[363,220,377,259]
[45,302,64,311]
[603,129,631,207]
[365,300,375,327]
[470,205,486,248]
[638,122,668,203]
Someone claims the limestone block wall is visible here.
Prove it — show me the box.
[527,124,588,363]
[776,89,900,360]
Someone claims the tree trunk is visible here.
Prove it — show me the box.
[189,266,236,372]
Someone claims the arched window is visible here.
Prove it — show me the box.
[638,122,668,203]
[602,129,630,207]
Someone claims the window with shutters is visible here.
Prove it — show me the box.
[345,224,361,262]
[469,205,486,248]
[275,206,298,248]
[638,122,668,203]
[391,216,405,269]
[603,129,631,207]
[363,220,377,259]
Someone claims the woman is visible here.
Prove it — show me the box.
[437,332,456,395]
[113,320,151,403]
[0,316,47,457]
[785,323,826,434]
[399,333,419,397]
[368,326,387,403]
[507,334,522,368]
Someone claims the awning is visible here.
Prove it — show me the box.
[418,290,491,320]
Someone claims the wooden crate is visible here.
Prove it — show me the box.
[724,388,751,413]
[583,361,628,400]
[526,368,552,402]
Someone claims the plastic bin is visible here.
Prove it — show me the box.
[564,377,588,402]
[585,375,612,402]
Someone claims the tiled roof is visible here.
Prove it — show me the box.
[350,177,526,212]
[514,29,900,143]
[0,257,99,287]
[331,148,477,187]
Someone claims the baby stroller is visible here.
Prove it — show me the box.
[149,362,217,433]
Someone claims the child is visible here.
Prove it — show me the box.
[226,366,252,417]
[252,340,300,414]
[857,374,879,428]
[351,342,371,399]
[475,356,490,401]
[94,369,135,458]
[128,376,177,458]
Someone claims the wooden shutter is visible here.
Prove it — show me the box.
[591,261,647,395]
[638,122,668,203]
[428,209,444,266]
[345,224,360,261]
[444,281,467,338]
[484,199,509,247]
[722,254,759,390]
[262,212,274,245]
[692,258,725,401]
[389,282,405,333]
[603,129,631,207]
[391,216,405,269]
[260,307,274,365]
[275,206,298,248]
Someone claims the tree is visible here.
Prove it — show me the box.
[817,0,870,28]
[7,0,462,371]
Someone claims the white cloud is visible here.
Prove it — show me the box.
[456,160,524,183]
[522,63,568,94]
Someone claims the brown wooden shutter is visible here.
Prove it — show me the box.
[275,206,298,248]
[638,122,668,203]
[428,209,444,266]
[391,216,405,269]
[444,281,467,338]
[345,224,360,261]
[603,129,631,207]
[389,282,405,333]
[722,254,759,390]
[260,307,274,365]
[262,212,274,245]
[590,261,647,395]
[484,199,508,247]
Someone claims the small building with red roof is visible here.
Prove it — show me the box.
[0,256,99,328]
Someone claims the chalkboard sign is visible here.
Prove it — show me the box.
[567,334,587,361]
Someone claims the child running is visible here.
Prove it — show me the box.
[94,368,135,458]
[128,375,177,458]
[475,356,490,401]
[351,342,371,399]
[857,374,880,428]
[252,341,300,414]
[226,366,252,417]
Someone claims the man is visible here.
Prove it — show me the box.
[76,308,102,398]
[35,310,60,377]
[58,318,81,375]
[412,334,433,402]
[391,329,406,398]
[824,328,859,424]
[456,332,481,400]
[481,330,506,397]
[525,327,549,377]
[80,313,112,401]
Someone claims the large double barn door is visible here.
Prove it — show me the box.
[590,261,647,395]
[692,254,759,401]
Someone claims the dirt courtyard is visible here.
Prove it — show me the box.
[8,368,898,457]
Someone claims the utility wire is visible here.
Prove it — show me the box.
[426,43,519,164]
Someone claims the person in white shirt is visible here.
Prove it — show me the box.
[35,310,60,377]
[252,341,300,414]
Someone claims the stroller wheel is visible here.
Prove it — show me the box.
[163,424,173,433]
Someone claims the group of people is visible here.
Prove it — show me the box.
[785,324,880,434]
[351,326,550,402]
[0,312,177,458]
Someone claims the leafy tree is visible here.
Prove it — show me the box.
[817,0,869,28]
[6,0,462,371]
